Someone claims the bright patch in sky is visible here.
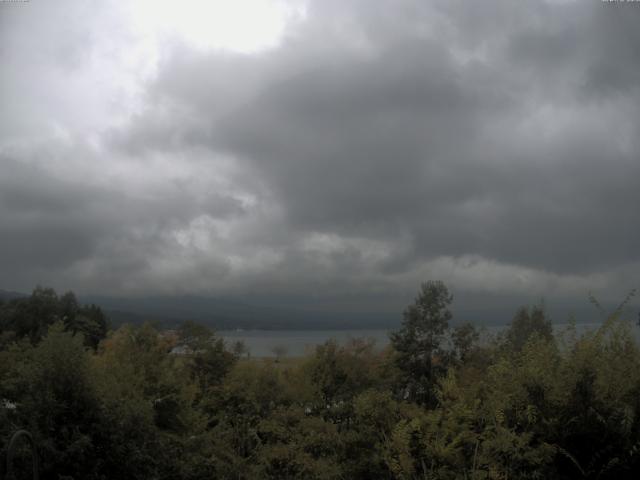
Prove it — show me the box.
[130,0,304,53]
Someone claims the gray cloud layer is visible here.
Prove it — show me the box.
[1,0,639,311]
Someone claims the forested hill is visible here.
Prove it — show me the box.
[81,294,398,330]
[0,289,26,301]
[1,288,389,330]
[0,286,627,332]
[72,292,616,330]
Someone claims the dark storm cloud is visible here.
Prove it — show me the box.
[2,0,639,302]
[0,144,243,292]
[0,155,108,270]
[117,0,640,277]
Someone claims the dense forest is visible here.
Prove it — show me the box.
[1,283,640,479]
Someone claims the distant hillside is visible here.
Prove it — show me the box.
[1,288,398,330]
[0,289,27,301]
[2,288,626,331]
[81,294,399,330]
[82,294,617,331]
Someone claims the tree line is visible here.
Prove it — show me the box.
[1,282,639,479]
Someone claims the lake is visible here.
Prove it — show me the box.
[219,322,616,357]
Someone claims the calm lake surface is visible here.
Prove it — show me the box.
[220,322,616,357]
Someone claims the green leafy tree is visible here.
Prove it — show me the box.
[504,304,553,352]
[177,320,238,394]
[0,322,103,479]
[305,337,381,422]
[390,280,453,405]
[203,361,293,479]
[451,322,480,363]
[0,287,108,349]
[0,286,60,343]
[92,322,206,479]
[256,406,342,480]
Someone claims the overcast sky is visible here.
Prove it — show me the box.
[1,0,639,315]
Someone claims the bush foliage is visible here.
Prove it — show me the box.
[1,284,640,479]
